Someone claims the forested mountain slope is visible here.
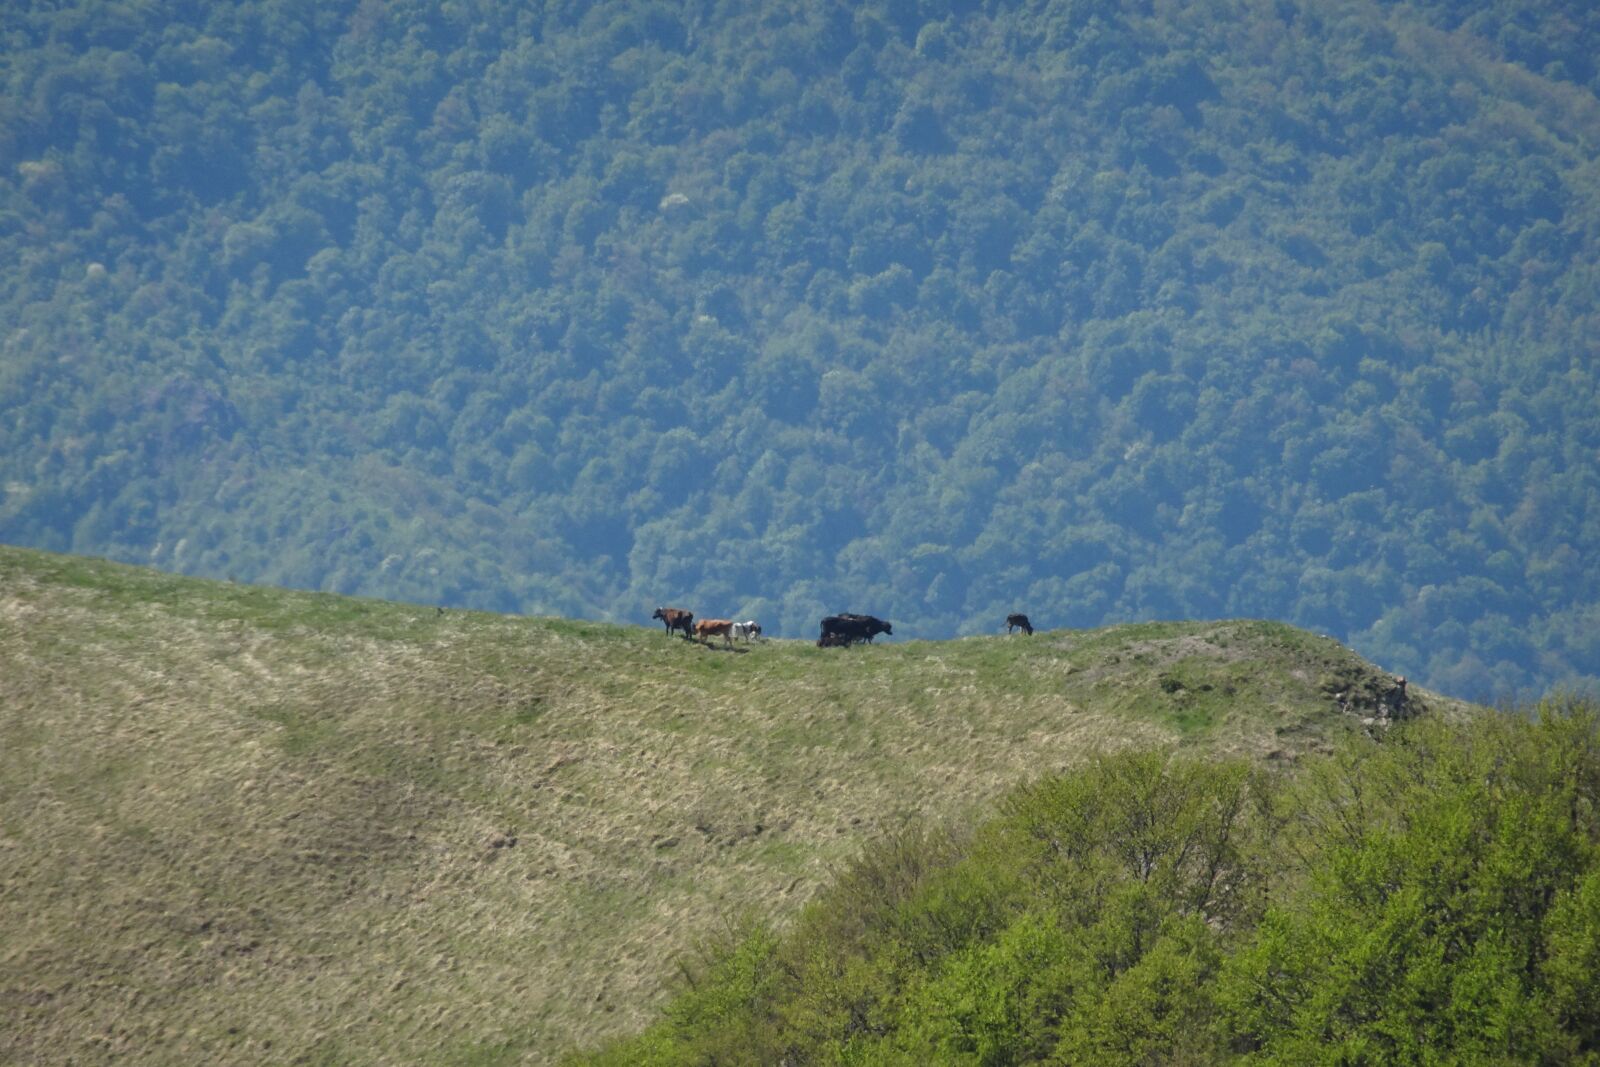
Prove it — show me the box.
[0,545,1449,1063]
[3,0,1598,701]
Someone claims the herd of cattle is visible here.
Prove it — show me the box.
[650,608,762,645]
[651,606,1035,647]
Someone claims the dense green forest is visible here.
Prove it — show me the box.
[3,0,1598,701]
[576,702,1600,1064]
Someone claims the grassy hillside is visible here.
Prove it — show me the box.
[0,546,1466,1064]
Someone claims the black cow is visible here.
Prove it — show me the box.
[652,606,695,639]
[1006,613,1034,635]
[838,613,892,642]
[819,614,892,646]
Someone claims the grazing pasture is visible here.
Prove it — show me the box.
[0,546,1467,1064]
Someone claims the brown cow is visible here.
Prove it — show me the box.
[695,618,735,646]
[1006,613,1034,635]
[652,606,695,639]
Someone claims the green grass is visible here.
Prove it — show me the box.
[0,545,1472,1064]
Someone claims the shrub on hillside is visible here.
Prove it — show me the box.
[576,701,1600,1064]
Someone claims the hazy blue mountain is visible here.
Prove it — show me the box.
[3,0,1598,701]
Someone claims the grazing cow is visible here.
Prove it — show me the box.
[819,614,892,646]
[652,606,695,639]
[731,620,762,642]
[816,630,851,648]
[1006,613,1034,635]
[695,618,735,646]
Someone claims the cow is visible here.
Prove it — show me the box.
[816,630,851,648]
[652,606,694,639]
[1006,613,1034,635]
[819,614,892,646]
[838,613,892,643]
[731,620,762,642]
[695,618,735,646]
